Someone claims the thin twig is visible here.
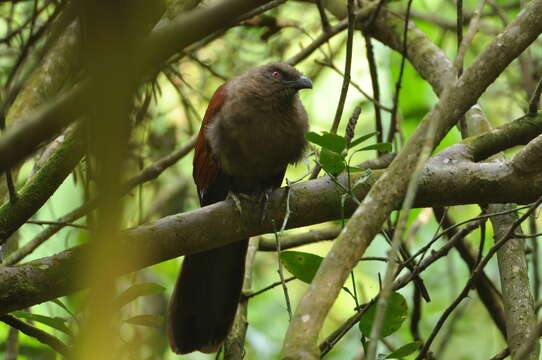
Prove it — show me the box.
[26,220,88,229]
[365,0,388,29]
[274,221,293,320]
[528,76,542,116]
[488,348,510,360]
[319,300,375,356]
[245,276,296,298]
[363,34,384,146]
[1,115,17,203]
[315,0,331,33]
[235,0,288,23]
[329,0,355,135]
[529,214,540,303]
[273,180,295,320]
[0,315,69,356]
[456,0,464,75]
[315,58,392,112]
[476,218,486,265]
[453,0,488,75]
[287,21,347,66]
[410,285,422,342]
[386,0,414,143]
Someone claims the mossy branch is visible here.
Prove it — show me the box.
[0,126,84,244]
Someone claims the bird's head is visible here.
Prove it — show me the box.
[246,62,313,98]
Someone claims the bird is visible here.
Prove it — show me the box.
[168,62,312,354]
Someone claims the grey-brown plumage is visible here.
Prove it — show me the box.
[168,63,312,354]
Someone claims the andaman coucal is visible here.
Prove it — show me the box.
[168,62,313,354]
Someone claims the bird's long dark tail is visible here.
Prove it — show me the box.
[168,239,249,354]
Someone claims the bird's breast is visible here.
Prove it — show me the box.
[206,98,308,178]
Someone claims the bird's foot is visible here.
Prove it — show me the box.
[259,189,273,224]
[227,191,260,215]
[227,190,244,214]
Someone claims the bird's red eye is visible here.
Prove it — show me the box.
[272,71,281,79]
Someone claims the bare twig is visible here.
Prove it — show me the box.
[245,276,296,298]
[26,220,88,229]
[456,0,464,75]
[0,314,69,356]
[258,226,340,251]
[363,34,383,146]
[274,222,293,320]
[315,58,392,112]
[315,0,331,33]
[528,77,542,116]
[529,214,540,303]
[235,0,287,23]
[386,0,414,143]
[453,0,488,75]
[488,348,510,360]
[329,0,355,135]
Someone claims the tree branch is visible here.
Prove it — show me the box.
[0,126,84,244]
[0,314,69,356]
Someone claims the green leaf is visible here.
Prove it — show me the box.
[359,143,393,152]
[12,311,72,336]
[124,314,164,328]
[350,131,378,148]
[51,299,71,314]
[320,148,345,175]
[113,282,166,308]
[386,341,422,358]
[280,251,323,284]
[358,292,408,338]
[305,131,347,153]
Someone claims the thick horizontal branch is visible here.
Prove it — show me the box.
[0,156,541,314]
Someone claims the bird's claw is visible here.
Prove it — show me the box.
[259,189,272,224]
[227,190,244,214]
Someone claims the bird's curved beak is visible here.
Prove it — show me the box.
[286,76,313,90]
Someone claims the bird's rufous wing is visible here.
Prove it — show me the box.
[192,84,229,206]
